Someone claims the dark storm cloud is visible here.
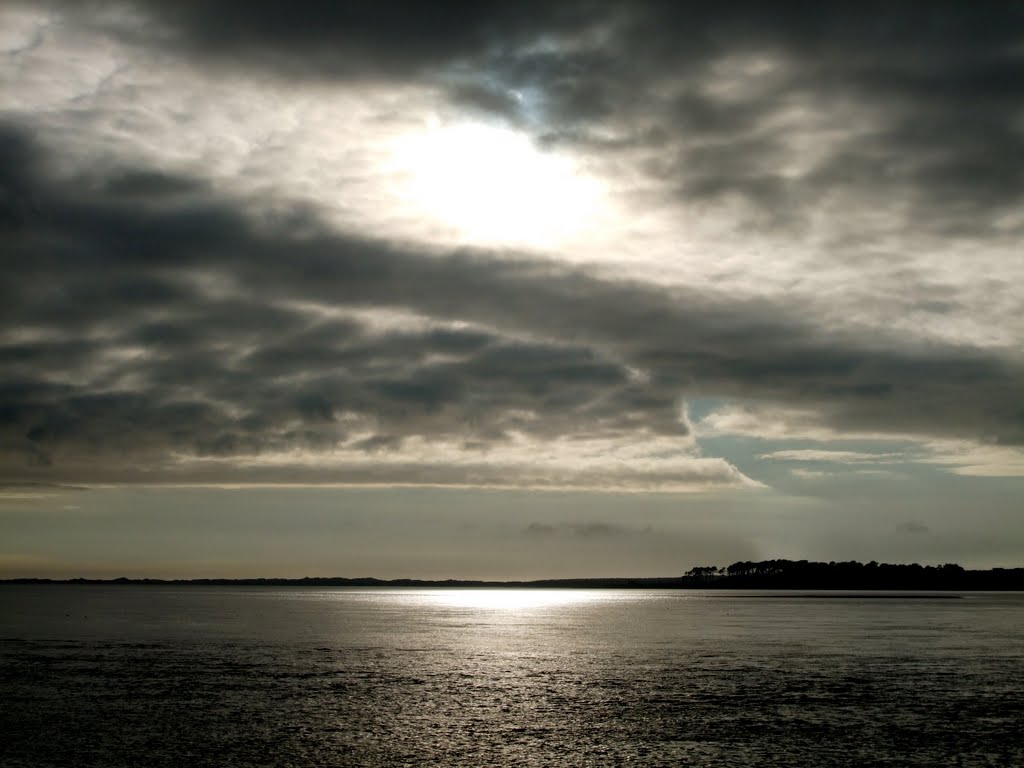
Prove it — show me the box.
[2,120,1024,485]
[72,0,1024,237]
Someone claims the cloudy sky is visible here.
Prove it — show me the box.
[2,1,1023,578]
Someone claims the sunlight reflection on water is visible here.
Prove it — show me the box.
[388,588,611,611]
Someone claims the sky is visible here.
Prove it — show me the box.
[2,1,1023,579]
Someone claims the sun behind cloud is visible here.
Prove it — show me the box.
[391,120,605,248]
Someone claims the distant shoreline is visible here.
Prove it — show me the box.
[3,571,1023,591]
[7,576,709,589]
[0,581,983,597]
[4,559,1023,590]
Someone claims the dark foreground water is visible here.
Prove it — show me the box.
[1,587,1022,767]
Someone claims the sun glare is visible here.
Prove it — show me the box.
[393,121,603,248]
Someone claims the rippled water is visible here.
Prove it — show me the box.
[2,587,1022,766]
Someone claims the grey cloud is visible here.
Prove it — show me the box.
[350,434,404,454]
[447,82,529,124]
[81,0,597,81]
[2,124,1024,485]
[476,3,1024,238]
[760,450,903,464]
[897,520,930,536]
[523,522,651,539]
[97,170,211,201]
[3,123,697,479]
[0,480,91,492]
[0,456,749,492]
[21,1,1024,241]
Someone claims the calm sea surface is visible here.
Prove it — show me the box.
[1,586,1022,767]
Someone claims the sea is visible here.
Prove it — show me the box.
[1,586,1022,767]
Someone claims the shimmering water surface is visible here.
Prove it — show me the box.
[2,587,1022,766]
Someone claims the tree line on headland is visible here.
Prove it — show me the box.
[682,559,1024,590]
[3,560,1023,589]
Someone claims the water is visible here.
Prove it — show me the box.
[1,587,1022,767]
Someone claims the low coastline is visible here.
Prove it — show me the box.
[4,558,1024,591]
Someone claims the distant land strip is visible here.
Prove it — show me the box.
[3,560,1024,590]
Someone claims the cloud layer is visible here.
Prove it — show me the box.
[3,1,1023,492]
